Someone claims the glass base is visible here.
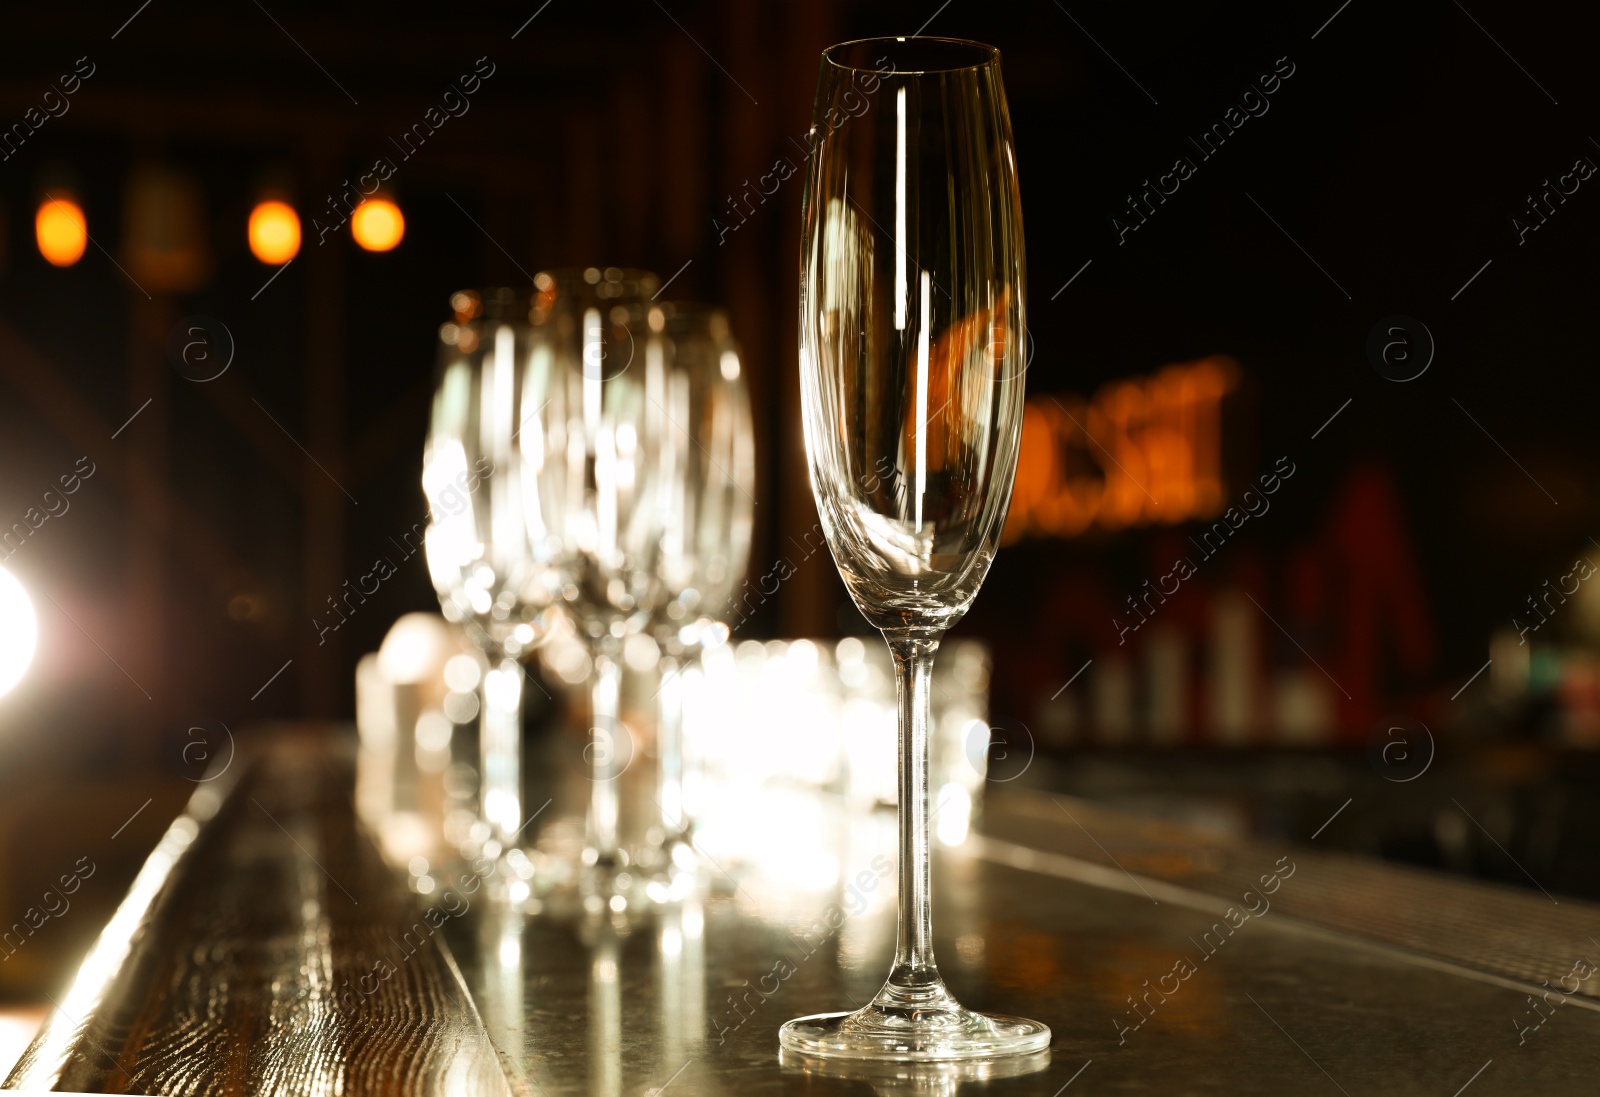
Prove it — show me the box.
[779,1047,1052,1090]
[779,1004,1051,1062]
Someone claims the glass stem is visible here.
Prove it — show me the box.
[875,631,956,1012]
[481,653,524,851]
[588,649,625,867]
[657,651,687,840]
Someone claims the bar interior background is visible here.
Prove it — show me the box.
[1,0,1599,1017]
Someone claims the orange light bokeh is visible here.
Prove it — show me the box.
[351,198,404,252]
[35,197,87,267]
[248,199,301,265]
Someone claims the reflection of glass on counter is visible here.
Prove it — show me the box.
[476,907,524,1069]
[355,614,471,867]
[655,899,705,1070]
[589,929,622,1097]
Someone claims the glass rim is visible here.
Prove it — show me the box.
[445,286,529,324]
[656,301,737,346]
[822,36,1000,75]
[533,266,661,291]
[656,300,729,320]
[531,266,662,314]
[534,267,659,299]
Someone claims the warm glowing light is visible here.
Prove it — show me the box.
[248,199,301,264]
[377,612,454,684]
[35,197,86,267]
[0,566,38,697]
[0,1010,45,1083]
[1004,355,1240,542]
[351,198,404,252]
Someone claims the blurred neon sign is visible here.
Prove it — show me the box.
[1004,355,1238,541]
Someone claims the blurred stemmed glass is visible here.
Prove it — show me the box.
[423,287,562,860]
[649,304,755,885]
[522,267,667,900]
[782,37,1047,1059]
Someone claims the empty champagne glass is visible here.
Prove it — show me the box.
[650,305,755,869]
[522,267,667,892]
[423,288,562,856]
[783,38,1047,1059]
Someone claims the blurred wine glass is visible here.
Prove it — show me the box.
[423,287,562,858]
[783,37,1047,1059]
[522,267,667,896]
[649,304,755,879]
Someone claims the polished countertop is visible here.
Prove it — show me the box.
[8,737,1600,1095]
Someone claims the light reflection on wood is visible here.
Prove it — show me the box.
[4,745,512,1097]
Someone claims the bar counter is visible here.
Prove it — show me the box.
[7,736,1600,1095]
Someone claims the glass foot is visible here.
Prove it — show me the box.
[779,1004,1051,1061]
[779,1046,1052,1091]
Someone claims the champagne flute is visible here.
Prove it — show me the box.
[650,304,755,867]
[783,37,1047,1059]
[423,288,561,857]
[522,267,667,890]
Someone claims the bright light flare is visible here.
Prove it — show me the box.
[36,197,87,267]
[248,199,301,264]
[0,566,39,697]
[351,198,404,252]
[377,612,453,684]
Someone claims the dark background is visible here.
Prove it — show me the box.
[1,0,1598,987]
